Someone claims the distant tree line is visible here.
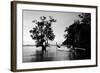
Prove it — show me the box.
[62,13,91,59]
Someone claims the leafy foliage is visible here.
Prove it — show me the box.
[63,20,80,46]
[29,16,56,48]
[63,13,91,59]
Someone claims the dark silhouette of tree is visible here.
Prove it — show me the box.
[63,13,91,59]
[78,13,91,59]
[29,16,56,54]
[63,20,80,48]
[78,13,91,25]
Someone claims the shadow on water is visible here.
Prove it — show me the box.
[69,48,90,60]
[31,50,54,62]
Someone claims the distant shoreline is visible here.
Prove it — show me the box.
[23,45,57,46]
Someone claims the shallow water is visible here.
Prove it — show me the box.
[22,45,86,63]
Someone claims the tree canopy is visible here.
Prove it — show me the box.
[63,13,91,49]
[62,13,91,59]
[29,16,56,48]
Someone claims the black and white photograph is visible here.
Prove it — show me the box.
[11,1,97,71]
[22,10,91,63]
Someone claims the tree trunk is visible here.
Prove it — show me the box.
[41,45,46,55]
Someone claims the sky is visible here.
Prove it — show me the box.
[23,10,82,45]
